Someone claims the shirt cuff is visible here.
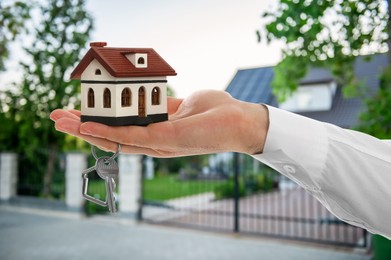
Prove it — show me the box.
[252,105,329,190]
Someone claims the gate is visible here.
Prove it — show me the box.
[140,153,367,248]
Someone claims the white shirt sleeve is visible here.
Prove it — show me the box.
[252,105,391,239]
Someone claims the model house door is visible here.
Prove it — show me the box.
[138,87,146,117]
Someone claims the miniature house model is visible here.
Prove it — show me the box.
[71,42,177,126]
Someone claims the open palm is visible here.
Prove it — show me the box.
[50,90,267,157]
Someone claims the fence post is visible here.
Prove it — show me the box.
[65,152,87,211]
[0,153,18,201]
[118,154,142,218]
[233,152,240,232]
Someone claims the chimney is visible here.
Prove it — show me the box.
[90,42,107,47]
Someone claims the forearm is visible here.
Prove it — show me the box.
[252,105,391,239]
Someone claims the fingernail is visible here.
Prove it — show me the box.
[55,126,67,133]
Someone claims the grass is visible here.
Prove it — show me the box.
[143,174,227,202]
[84,174,227,214]
[84,180,111,215]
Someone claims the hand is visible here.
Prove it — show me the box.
[50,90,269,157]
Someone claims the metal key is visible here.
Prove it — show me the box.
[82,144,121,213]
[96,156,119,213]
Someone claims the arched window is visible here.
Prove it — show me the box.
[137,57,145,64]
[87,88,95,108]
[95,69,101,75]
[152,87,160,105]
[103,88,111,108]
[121,88,131,107]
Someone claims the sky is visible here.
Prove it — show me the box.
[2,0,283,98]
[85,0,282,97]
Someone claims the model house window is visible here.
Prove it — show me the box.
[137,57,145,65]
[121,88,131,107]
[95,69,101,75]
[87,88,95,108]
[152,87,160,105]
[103,88,111,108]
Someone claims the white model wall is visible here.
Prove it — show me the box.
[80,59,168,117]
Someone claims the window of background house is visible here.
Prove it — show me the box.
[279,81,337,112]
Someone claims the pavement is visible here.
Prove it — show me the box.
[0,205,371,260]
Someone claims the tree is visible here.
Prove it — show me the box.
[259,0,391,138]
[0,1,32,71]
[1,0,93,197]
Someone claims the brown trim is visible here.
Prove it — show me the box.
[138,87,146,117]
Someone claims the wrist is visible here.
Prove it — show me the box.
[237,102,269,155]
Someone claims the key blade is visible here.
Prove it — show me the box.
[106,176,117,213]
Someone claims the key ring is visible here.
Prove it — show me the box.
[91,144,121,161]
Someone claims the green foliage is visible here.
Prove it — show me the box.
[214,178,246,200]
[84,180,111,215]
[271,56,308,101]
[155,155,209,176]
[357,65,391,139]
[0,0,93,197]
[214,167,276,200]
[0,0,32,71]
[259,0,388,101]
[167,85,175,97]
[259,0,391,140]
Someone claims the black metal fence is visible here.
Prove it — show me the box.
[140,153,367,248]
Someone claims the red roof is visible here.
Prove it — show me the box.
[71,44,177,79]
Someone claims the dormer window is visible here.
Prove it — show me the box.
[125,53,148,68]
[95,69,101,75]
[279,81,337,112]
[137,57,145,65]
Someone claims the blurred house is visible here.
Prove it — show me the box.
[225,54,388,189]
[225,54,388,128]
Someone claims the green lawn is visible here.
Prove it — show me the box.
[83,174,227,214]
[143,175,227,201]
[84,180,109,215]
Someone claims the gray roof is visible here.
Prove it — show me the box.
[225,54,388,128]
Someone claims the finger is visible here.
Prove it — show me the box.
[50,109,80,121]
[54,117,80,133]
[54,117,118,151]
[69,110,81,117]
[167,97,183,115]
[79,120,176,148]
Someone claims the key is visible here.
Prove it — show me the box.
[82,144,121,213]
[96,157,119,213]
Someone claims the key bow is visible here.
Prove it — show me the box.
[82,144,121,213]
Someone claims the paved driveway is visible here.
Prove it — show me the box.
[0,206,371,260]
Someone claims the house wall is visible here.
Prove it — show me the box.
[80,59,168,118]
